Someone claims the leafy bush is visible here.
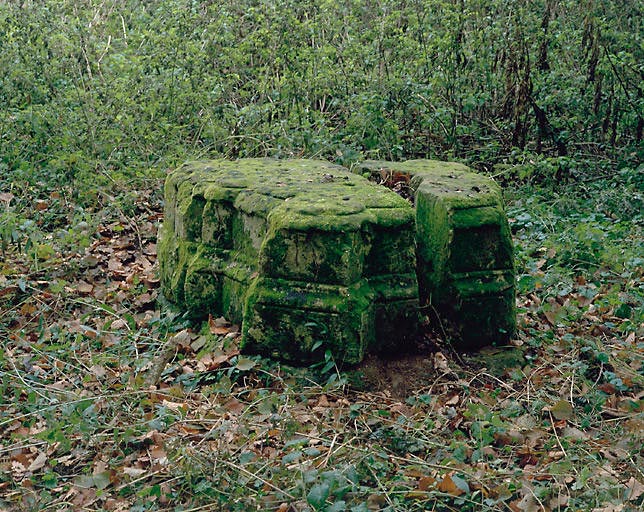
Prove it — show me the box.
[1,0,641,194]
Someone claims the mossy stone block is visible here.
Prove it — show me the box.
[158,159,419,364]
[357,160,516,347]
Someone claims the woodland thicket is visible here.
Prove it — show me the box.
[1,0,641,191]
[0,2,642,511]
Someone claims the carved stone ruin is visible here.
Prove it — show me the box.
[158,158,515,364]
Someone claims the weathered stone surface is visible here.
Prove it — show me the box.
[357,160,516,347]
[158,159,419,364]
[160,158,516,361]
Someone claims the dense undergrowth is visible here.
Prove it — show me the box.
[1,0,642,194]
[1,0,643,510]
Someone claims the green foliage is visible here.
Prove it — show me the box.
[1,0,641,195]
[1,2,642,511]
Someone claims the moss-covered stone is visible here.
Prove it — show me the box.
[158,158,419,364]
[159,158,516,361]
[356,160,516,348]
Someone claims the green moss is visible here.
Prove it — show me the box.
[160,158,420,363]
[356,159,516,348]
[184,248,222,317]
[260,228,365,285]
[160,157,515,360]
[241,277,375,364]
[202,200,234,248]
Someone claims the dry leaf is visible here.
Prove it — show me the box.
[513,491,541,512]
[223,398,245,415]
[317,395,330,407]
[561,426,588,441]
[27,451,47,472]
[235,357,257,371]
[433,352,450,372]
[169,329,192,349]
[122,467,146,478]
[209,314,232,335]
[437,474,469,496]
[89,365,107,378]
[76,281,94,295]
[544,310,557,325]
[366,493,387,510]
[592,504,625,512]
[20,302,37,315]
[418,476,436,491]
[110,318,128,330]
[0,285,18,298]
[445,394,460,406]
[0,192,14,204]
[625,477,644,501]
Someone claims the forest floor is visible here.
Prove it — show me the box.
[0,169,642,511]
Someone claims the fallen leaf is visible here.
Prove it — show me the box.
[437,474,469,496]
[20,302,37,316]
[0,285,18,298]
[223,398,245,415]
[513,492,541,512]
[544,310,557,325]
[235,357,257,371]
[418,476,436,491]
[92,471,112,490]
[549,400,573,421]
[317,395,330,407]
[625,477,644,501]
[592,504,625,512]
[0,192,14,204]
[122,467,146,478]
[27,451,47,472]
[110,319,128,330]
[561,426,588,441]
[598,383,617,394]
[433,352,451,372]
[108,257,122,272]
[209,314,233,335]
[89,365,107,379]
[168,329,192,349]
[191,335,207,352]
[366,493,387,510]
[75,281,94,295]
[445,394,460,406]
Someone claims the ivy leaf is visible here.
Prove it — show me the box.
[307,483,330,509]
[550,400,574,421]
[281,450,302,464]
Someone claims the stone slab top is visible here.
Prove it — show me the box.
[170,158,414,232]
[357,159,503,210]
